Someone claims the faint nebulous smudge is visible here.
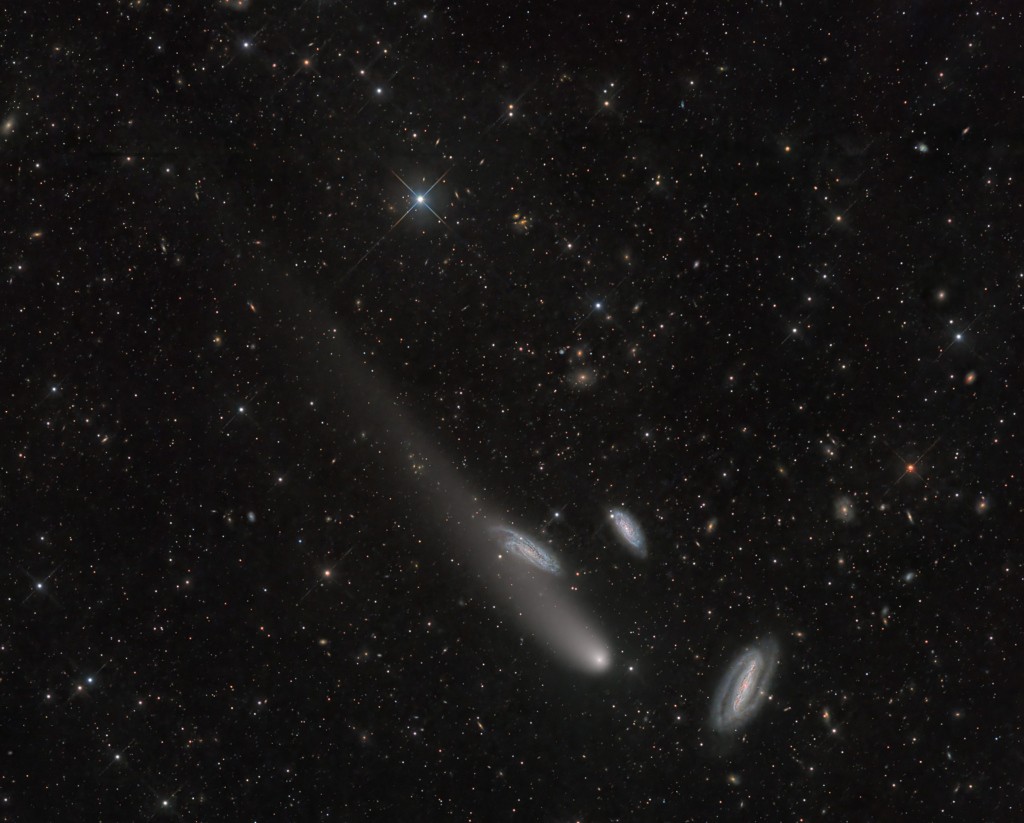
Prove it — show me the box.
[833,495,855,523]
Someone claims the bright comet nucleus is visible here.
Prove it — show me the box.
[709,638,779,733]
[588,648,612,673]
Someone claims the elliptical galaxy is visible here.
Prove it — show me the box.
[709,639,779,733]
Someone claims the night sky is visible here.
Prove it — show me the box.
[5,2,1023,820]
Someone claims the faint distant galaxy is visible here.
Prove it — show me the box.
[710,639,779,733]
[608,508,647,558]
[833,495,855,523]
[491,526,562,575]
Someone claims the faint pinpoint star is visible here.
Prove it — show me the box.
[483,84,535,133]
[100,740,135,775]
[585,81,625,127]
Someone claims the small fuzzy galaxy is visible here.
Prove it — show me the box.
[6,2,1022,820]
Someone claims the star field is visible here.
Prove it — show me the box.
[4,1,1023,820]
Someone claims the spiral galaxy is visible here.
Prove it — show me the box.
[609,508,647,558]
[710,639,779,732]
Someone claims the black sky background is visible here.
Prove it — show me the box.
[4,1,1023,820]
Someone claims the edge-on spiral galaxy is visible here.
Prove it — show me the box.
[491,525,563,575]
